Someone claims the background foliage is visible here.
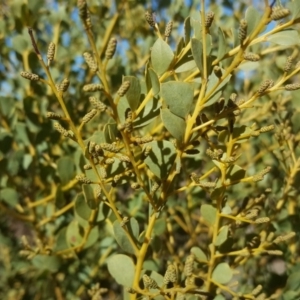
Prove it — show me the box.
[1,0,300,299]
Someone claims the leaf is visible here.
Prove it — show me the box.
[217,28,227,60]
[133,96,160,129]
[175,60,197,73]
[84,226,99,249]
[215,226,229,246]
[161,81,194,118]
[191,246,208,261]
[226,164,246,183]
[285,272,300,290]
[201,204,217,226]
[57,156,76,185]
[268,30,300,46]
[55,184,66,209]
[32,255,61,273]
[113,219,137,254]
[148,68,160,96]
[288,1,300,20]
[144,140,176,179]
[205,71,231,107]
[82,184,97,209]
[0,188,19,207]
[212,262,233,284]
[66,220,83,247]
[213,295,226,300]
[151,38,174,76]
[184,16,191,44]
[191,38,203,72]
[107,254,135,287]
[53,227,69,252]
[245,6,261,35]
[161,108,186,142]
[74,192,92,221]
[11,34,29,54]
[123,76,141,111]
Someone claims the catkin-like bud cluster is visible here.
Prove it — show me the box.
[89,96,106,112]
[105,37,117,59]
[260,125,275,133]
[257,79,274,95]
[206,148,223,159]
[132,136,153,144]
[255,217,270,224]
[20,71,40,81]
[252,285,263,296]
[98,142,120,153]
[54,122,72,138]
[252,166,271,182]
[184,254,194,277]
[117,81,131,97]
[82,109,97,124]
[205,12,214,29]
[164,21,173,38]
[46,112,63,120]
[75,174,92,184]
[83,164,92,170]
[83,83,104,92]
[142,274,158,289]
[239,19,247,43]
[145,11,156,28]
[47,42,55,65]
[283,56,293,72]
[285,83,300,91]
[118,155,131,163]
[273,232,295,244]
[83,52,98,73]
[57,78,70,92]
[163,264,177,285]
[270,6,290,21]
[243,52,260,62]
[198,181,216,188]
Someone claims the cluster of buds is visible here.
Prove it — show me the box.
[75,174,92,184]
[145,11,156,28]
[131,136,153,144]
[142,274,158,289]
[82,109,98,124]
[252,166,271,182]
[47,42,55,66]
[257,79,274,95]
[20,71,39,81]
[205,12,214,29]
[238,19,247,44]
[283,56,293,72]
[243,52,260,62]
[117,81,131,97]
[54,122,75,139]
[89,96,107,112]
[56,78,70,92]
[206,148,223,160]
[285,83,300,91]
[164,21,173,39]
[105,37,117,60]
[83,83,104,92]
[83,52,98,73]
[78,0,92,28]
[183,254,195,277]
[46,112,63,120]
[163,263,177,285]
[270,6,290,21]
[19,236,52,260]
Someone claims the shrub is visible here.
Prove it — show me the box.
[1,1,300,299]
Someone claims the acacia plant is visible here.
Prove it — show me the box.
[1,0,300,299]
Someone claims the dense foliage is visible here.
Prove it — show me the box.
[1,0,300,299]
